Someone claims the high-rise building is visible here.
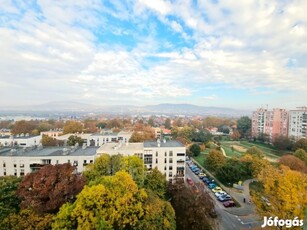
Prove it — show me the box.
[252,108,288,143]
[288,107,307,140]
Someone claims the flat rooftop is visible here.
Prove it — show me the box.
[144,140,185,148]
[97,142,143,155]
[0,135,40,139]
[0,146,98,157]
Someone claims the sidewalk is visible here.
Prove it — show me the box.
[191,158,257,216]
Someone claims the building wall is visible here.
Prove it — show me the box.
[0,154,96,177]
[0,136,41,147]
[288,109,307,140]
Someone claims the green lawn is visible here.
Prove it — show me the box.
[193,154,206,167]
[220,143,243,157]
[239,141,282,158]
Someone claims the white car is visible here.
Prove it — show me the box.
[215,191,228,197]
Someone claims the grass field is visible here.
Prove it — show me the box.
[193,154,206,167]
[221,141,281,159]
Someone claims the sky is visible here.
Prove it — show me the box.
[0,0,306,110]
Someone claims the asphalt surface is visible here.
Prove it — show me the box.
[185,165,262,230]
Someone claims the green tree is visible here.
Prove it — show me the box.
[273,135,293,150]
[67,135,84,146]
[63,121,83,134]
[148,117,155,127]
[205,149,226,172]
[189,144,201,157]
[144,168,167,199]
[237,116,251,138]
[1,209,53,230]
[294,148,307,165]
[191,130,212,143]
[0,176,22,222]
[164,118,171,129]
[17,164,84,214]
[216,159,252,184]
[246,146,264,158]
[53,172,147,230]
[293,138,307,152]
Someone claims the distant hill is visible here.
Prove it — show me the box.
[1,102,250,117]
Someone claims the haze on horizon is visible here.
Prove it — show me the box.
[0,0,306,110]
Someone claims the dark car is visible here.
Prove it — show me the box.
[223,201,236,208]
[192,168,200,172]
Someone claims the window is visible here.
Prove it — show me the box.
[68,160,70,163]
[156,159,158,164]
[14,164,17,168]
[3,162,5,167]
[144,154,153,164]
[20,164,24,168]
[165,152,167,157]
[177,153,185,156]
[164,166,167,170]
[14,169,17,176]
[84,160,87,164]
[164,158,167,163]
[169,172,172,177]
[169,158,173,163]
[169,151,173,156]
[169,166,173,170]
[56,160,59,164]
[90,160,93,163]
[156,151,158,157]
[20,169,25,176]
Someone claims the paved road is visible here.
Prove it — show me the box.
[186,165,262,230]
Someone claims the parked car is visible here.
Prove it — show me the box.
[192,168,200,172]
[187,177,194,186]
[218,195,232,202]
[212,187,222,193]
[198,173,206,178]
[223,200,236,208]
[194,170,202,175]
[215,191,228,197]
[208,183,217,189]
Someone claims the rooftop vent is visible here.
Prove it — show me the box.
[62,148,69,155]
[82,143,87,150]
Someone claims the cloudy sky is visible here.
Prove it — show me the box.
[0,0,306,109]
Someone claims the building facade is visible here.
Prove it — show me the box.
[252,108,288,143]
[0,135,41,147]
[288,107,307,140]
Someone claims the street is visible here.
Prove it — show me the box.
[185,165,262,230]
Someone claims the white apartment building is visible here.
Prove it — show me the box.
[97,139,186,181]
[55,131,132,147]
[0,146,98,177]
[0,135,41,147]
[288,107,307,140]
[40,129,63,138]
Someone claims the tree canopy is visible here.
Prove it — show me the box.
[63,121,83,134]
[205,149,226,172]
[237,116,251,138]
[189,143,201,157]
[16,163,84,214]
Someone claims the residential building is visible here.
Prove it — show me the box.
[0,134,41,147]
[288,107,307,140]
[252,108,288,142]
[0,145,98,177]
[40,129,63,138]
[97,139,186,181]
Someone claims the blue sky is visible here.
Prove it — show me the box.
[0,0,306,109]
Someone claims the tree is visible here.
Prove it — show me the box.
[36,122,53,132]
[0,176,22,222]
[1,209,53,230]
[218,125,230,134]
[41,134,58,146]
[254,165,307,222]
[189,144,201,157]
[246,146,264,158]
[148,117,155,127]
[273,135,293,150]
[83,154,145,186]
[293,138,307,152]
[167,180,217,230]
[63,121,83,134]
[53,172,147,230]
[67,135,84,146]
[164,118,171,129]
[16,163,84,214]
[294,148,307,165]
[230,130,241,140]
[144,167,167,199]
[205,149,226,172]
[279,155,307,173]
[83,120,98,133]
[237,116,251,138]
[240,153,271,177]
[11,120,36,135]
[191,130,212,143]
[216,159,252,184]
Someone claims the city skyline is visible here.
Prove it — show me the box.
[1,0,306,109]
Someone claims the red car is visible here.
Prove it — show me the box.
[186,177,194,186]
[223,201,236,208]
